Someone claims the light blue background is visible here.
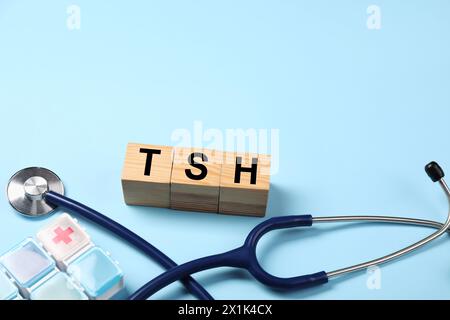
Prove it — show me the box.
[1,1,450,300]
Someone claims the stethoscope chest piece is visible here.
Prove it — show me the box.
[7,167,64,217]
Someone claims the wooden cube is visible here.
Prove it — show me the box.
[170,147,223,212]
[121,143,174,208]
[218,152,271,217]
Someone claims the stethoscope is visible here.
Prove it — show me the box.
[5,162,450,300]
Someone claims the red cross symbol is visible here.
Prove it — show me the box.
[52,227,74,244]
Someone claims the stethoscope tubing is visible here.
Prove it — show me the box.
[129,212,450,300]
[45,191,213,300]
[49,162,450,300]
[129,215,328,300]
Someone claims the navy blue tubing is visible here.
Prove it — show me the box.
[45,191,213,300]
[129,215,328,300]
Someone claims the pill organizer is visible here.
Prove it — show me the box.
[0,213,124,300]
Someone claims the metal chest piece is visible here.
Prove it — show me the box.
[7,167,64,217]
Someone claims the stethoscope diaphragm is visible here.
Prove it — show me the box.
[7,167,64,217]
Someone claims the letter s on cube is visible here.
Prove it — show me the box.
[170,147,223,213]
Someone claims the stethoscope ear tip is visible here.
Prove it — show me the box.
[425,161,445,182]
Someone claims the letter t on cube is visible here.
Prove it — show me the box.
[121,143,174,208]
